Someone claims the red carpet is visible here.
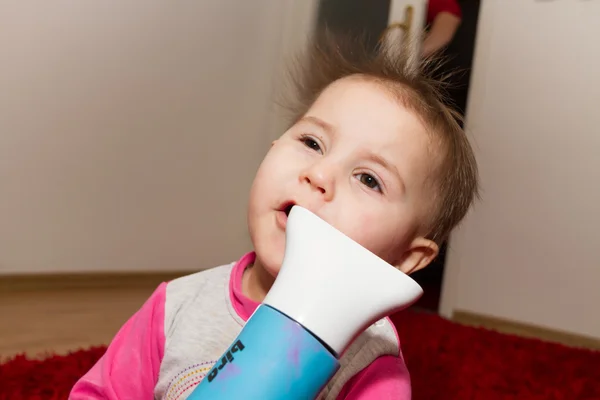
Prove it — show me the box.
[392,311,600,399]
[1,311,599,399]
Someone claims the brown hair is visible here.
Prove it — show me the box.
[279,30,479,245]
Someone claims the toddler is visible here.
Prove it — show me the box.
[70,32,478,399]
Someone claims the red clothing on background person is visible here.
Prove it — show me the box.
[426,0,462,25]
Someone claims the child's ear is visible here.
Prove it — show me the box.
[393,237,439,275]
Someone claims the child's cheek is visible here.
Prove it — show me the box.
[346,211,384,252]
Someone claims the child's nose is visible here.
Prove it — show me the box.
[299,163,335,201]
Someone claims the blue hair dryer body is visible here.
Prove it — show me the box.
[188,206,423,399]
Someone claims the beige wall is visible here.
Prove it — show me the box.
[0,1,317,274]
[440,0,600,339]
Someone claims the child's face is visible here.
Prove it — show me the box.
[247,77,439,278]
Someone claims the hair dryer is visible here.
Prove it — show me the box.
[188,205,423,399]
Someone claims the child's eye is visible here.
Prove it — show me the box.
[356,173,382,192]
[300,135,322,153]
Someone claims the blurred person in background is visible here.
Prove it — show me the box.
[422,0,462,57]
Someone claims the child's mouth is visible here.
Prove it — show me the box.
[283,203,294,216]
[276,201,296,229]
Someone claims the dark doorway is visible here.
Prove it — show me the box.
[315,0,481,313]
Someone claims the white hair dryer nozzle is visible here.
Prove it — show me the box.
[263,205,423,356]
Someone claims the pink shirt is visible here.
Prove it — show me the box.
[70,252,412,399]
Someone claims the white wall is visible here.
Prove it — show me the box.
[0,1,317,274]
[440,0,600,339]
